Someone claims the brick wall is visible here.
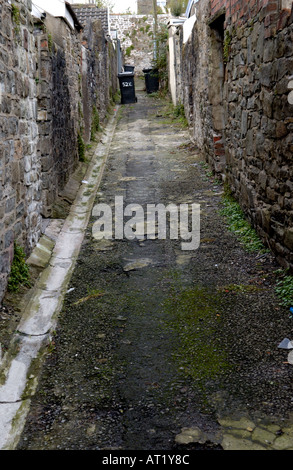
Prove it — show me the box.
[211,0,262,23]
[210,0,292,36]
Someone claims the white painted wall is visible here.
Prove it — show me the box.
[67,0,95,3]
[281,0,293,10]
[168,26,177,106]
[31,0,75,29]
[168,19,186,106]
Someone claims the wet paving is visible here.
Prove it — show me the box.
[17,89,293,451]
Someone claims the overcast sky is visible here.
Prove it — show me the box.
[111,0,138,13]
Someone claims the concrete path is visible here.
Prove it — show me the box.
[2,88,293,451]
[0,109,119,450]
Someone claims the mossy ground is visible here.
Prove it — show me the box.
[16,91,293,451]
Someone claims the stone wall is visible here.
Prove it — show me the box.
[36,13,118,216]
[0,0,118,304]
[171,0,293,269]
[110,14,169,74]
[0,0,41,301]
[81,18,118,131]
[35,14,82,217]
[224,3,293,269]
[171,1,216,166]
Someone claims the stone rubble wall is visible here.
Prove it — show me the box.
[35,14,82,217]
[81,18,118,136]
[0,0,118,303]
[224,7,293,269]
[0,0,41,301]
[171,0,293,269]
[110,14,169,75]
[37,13,117,217]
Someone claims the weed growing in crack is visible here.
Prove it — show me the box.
[275,272,293,307]
[220,188,268,253]
[8,243,30,292]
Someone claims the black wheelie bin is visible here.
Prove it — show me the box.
[143,68,159,94]
[118,72,137,104]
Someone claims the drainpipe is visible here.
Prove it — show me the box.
[153,0,158,60]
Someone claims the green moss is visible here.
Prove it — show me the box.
[47,33,53,52]
[11,4,20,25]
[0,337,22,386]
[218,284,262,294]
[125,45,134,57]
[78,74,82,97]
[11,3,20,36]
[223,30,232,64]
[78,102,83,119]
[172,103,188,126]
[220,187,268,253]
[91,106,101,141]
[7,243,31,292]
[113,90,121,104]
[156,99,188,127]
[77,133,86,162]
[275,273,293,307]
[162,282,232,386]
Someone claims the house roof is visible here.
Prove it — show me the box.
[71,4,109,34]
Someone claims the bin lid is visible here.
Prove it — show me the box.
[118,72,134,77]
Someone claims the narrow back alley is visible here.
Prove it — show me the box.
[0,0,293,457]
[11,87,293,451]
